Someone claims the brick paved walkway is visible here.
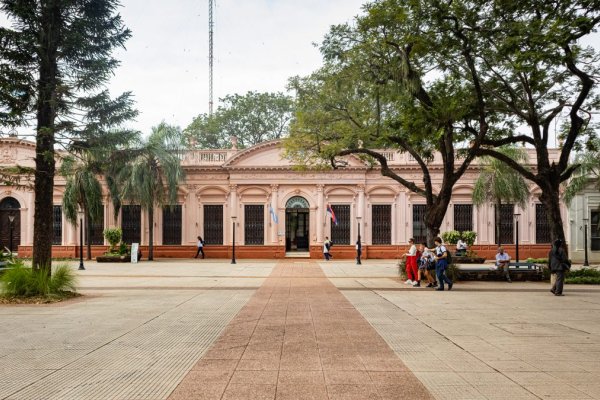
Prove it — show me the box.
[168,261,433,400]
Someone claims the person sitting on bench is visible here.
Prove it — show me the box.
[494,247,511,283]
[456,238,467,256]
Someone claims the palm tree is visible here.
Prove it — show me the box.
[118,122,185,260]
[473,146,530,246]
[61,154,104,260]
[564,139,600,206]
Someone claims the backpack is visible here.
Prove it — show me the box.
[445,248,453,265]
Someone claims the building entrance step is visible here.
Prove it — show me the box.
[285,251,310,258]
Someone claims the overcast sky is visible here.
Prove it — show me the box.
[108,0,365,134]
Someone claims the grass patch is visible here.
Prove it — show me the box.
[0,261,79,302]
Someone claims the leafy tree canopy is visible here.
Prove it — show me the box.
[185,91,294,149]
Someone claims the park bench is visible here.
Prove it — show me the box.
[508,261,543,271]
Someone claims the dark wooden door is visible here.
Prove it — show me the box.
[0,197,21,252]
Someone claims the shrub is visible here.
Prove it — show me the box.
[118,242,129,255]
[446,263,460,281]
[527,258,549,264]
[104,228,122,252]
[441,230,461,244]
[1,262,78,298]
[461,231,477,246]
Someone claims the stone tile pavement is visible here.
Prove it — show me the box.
[0,259,599,399]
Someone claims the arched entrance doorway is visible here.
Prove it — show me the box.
[0,197,21,252]
[285,196,309,252]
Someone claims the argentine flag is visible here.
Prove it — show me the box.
[269,204,279,224]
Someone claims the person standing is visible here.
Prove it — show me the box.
[414,243,434,288]
[194,236,205,259]
[495,247,511,282]
[356,236,362,264]
[549,239,570,296]
[403,238,418,285]
[434,237,453,291]
[323,237,333,261]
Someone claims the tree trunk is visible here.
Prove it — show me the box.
[32,1,61,275]
[148,206,154,261]
[495,199,502,247]
[424,195,451,247]
[539,181,566,244]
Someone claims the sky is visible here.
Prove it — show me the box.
[108,0,366,134]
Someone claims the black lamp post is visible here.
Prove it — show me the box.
[583,217,589,267]
[8,214,15,253]
[356,216,362,265]
[78,209,85,270]
[231,216,237,264]
[514,213,520,263]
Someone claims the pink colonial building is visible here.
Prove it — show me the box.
[0,138,566,260]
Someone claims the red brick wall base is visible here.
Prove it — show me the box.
[17,244,552,261]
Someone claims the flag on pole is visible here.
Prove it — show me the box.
[269,204,279,224]
[326,204,338,226]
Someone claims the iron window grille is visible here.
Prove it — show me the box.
[87,208,104,245]
[535,204,551,244]
[454,204,473,232]
[591,211,600,251]
[331,204,351,245]
[372,205,392,245]
[122,205,141,244]
[203,205,223,245]
[244,205,264,245]
[413,204,427,244]
[162,205,182,245]
[52,205,62,245]
[494,204,514,244]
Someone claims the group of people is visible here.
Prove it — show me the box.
[403,237,453,291]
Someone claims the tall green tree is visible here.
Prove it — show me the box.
[286,1,491,245]
[118,122,185,261]
[0,0,135,273]
[472,147,530,246]
[415,0,600,243]
[185,91,294,149]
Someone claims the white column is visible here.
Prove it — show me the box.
[270,184,279,244]
[358,185,365,243]
[229,184,238,245]
[317,184,324,243]
[391,194,397,245]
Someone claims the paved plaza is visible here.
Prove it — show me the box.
[1,260,599,399]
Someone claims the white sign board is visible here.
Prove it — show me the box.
[131,243,139,263]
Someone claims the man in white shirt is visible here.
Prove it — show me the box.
[456,239,467,256]
[495,247,511,283]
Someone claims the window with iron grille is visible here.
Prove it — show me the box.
[87,208,104,245]
[412,204,426,244]
[52,205,62,245]
[162,205,182,245]
[494,204,514,244]
[535,204,551,244]
[454,204,473,232]
[331,204,351,245]
[592,211,600,251]
[203,205,223,245]
[372,205,392,245]
[244,205,264,245]
[122,205,141,244]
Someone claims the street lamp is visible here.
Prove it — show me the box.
[8,214,15,254]
[78,209,85,270]
[514,213,520,263]
[583,217,589,267]
[231,216,237,264]
[356,216,362,265]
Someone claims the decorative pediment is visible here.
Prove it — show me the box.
[223,140,368,170]
[0,138,37,168]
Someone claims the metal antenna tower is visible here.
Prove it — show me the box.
[208,0,214,116]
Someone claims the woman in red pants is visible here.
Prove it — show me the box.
[403,238,419,284]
